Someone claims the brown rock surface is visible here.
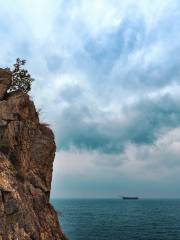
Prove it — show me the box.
[0,69,11,100]
[0,69,67,239]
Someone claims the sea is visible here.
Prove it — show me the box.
[51,199,180,240]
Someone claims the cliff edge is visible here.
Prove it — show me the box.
[0,69,66,239]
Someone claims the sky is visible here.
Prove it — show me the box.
[0,0,180,198]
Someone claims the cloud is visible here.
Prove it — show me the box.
[55,126,180,179]
[44,87,180,154]
[52,126,180,198]
[0,0,180,197]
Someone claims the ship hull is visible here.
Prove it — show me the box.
[122,197,139,200]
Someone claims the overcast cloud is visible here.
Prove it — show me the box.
[0,0,180,198]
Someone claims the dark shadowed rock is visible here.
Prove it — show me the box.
[0,69,67,239]
[0,68,12,100]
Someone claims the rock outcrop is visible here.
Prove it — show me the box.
[0,69,66,239]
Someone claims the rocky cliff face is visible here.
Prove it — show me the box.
[0,69,66,239]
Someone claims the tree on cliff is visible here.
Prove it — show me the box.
[9,58,34,93]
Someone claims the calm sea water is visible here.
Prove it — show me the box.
[51,199,180,240]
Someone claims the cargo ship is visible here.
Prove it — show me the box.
[122,196,139,200]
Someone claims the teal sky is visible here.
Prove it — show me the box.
[0,0,180,198]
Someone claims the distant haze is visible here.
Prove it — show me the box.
[0,0,180,198]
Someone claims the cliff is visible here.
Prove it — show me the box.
[0,69,66,239]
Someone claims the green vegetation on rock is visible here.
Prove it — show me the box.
[9,58,34,93]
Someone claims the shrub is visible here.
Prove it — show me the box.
[9,58,34,93]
